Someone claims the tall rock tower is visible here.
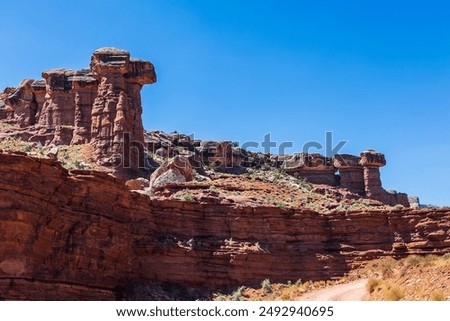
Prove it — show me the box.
[90,48,156,178]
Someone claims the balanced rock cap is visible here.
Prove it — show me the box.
[359,150,386,167]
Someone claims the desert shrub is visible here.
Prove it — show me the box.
[380,259,397,277]
[295,279,303,287]
[206,162,217,171]
[366,278,382,294]
[261,279,272,295]
[231,286,246,301]
[181,191,193,202]
[275,201,286,208]
[406,255,421,267]
[384,286,405,301]
[406,255,438,268]
[296,178,313,191]
[281,292,291,301]
[430,291,446,301]
[422,255,439,267]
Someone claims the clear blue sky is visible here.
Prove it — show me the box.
[1,0,450,205]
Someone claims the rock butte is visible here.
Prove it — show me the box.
[0,48,156,178]
[0,49,447,300]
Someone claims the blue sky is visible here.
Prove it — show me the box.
[1,0,450,205]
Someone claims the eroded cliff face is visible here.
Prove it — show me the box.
[0,152,448,300]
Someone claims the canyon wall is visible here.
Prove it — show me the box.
[0,152,448,300]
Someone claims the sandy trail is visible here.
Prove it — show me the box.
[300,279,368,301]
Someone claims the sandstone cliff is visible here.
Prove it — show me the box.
[0,152,448,300]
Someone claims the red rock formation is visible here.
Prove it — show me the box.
[198,141,242,168]
[334,154,365,194]
[283,153,337,185]
[360,150,409,207]
[0,48,156,178]
[149,155,193,191]
[90,48,156,176]
[2,79,38,127]
[0,152,447,299]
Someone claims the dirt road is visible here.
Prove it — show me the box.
[300,279,368,301]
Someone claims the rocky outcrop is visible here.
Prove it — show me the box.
[334,154,365,194]
[0,152,448,299]
[409,196,421,209]
[149,155,193,191]
[283,153,337,186]
[142,132,409,206]
[360,150,409,207]
[2,79,37,127]
[0,48,156,179]
[144,132,244,170]
[197,141,243,168]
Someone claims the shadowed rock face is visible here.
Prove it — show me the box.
[283,153,337,186]
[3,79,37,127]
[0,48,156,179]
[334,154,365,195]
[0,152,448,300]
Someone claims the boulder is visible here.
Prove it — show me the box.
[149,156,193,191]
[125,179,143,190]
[125,177,150,190]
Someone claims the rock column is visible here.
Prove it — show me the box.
[90,48,156,178]
[360,150,387,199]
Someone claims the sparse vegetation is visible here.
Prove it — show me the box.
[261,279,272,294]
[275,201,286,208]
[366,278,381,294]
[231,286,246,301]
[384,285,405,301]
[431,291,446,301]
[206,162,217,171]
[365,255,450,301]
[180,190,194,202]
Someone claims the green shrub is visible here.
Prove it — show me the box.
[261,279,272,295]
[231,286,246,301]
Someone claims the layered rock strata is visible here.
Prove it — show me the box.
[0,152,448,300]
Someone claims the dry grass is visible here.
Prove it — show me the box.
[57,144,100,170]
[365,255,450,301]
[213,279,338,301]
[0,137,100,171]
[366,278,382,294]
[0,137,46,155]
[431,291,446,301]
